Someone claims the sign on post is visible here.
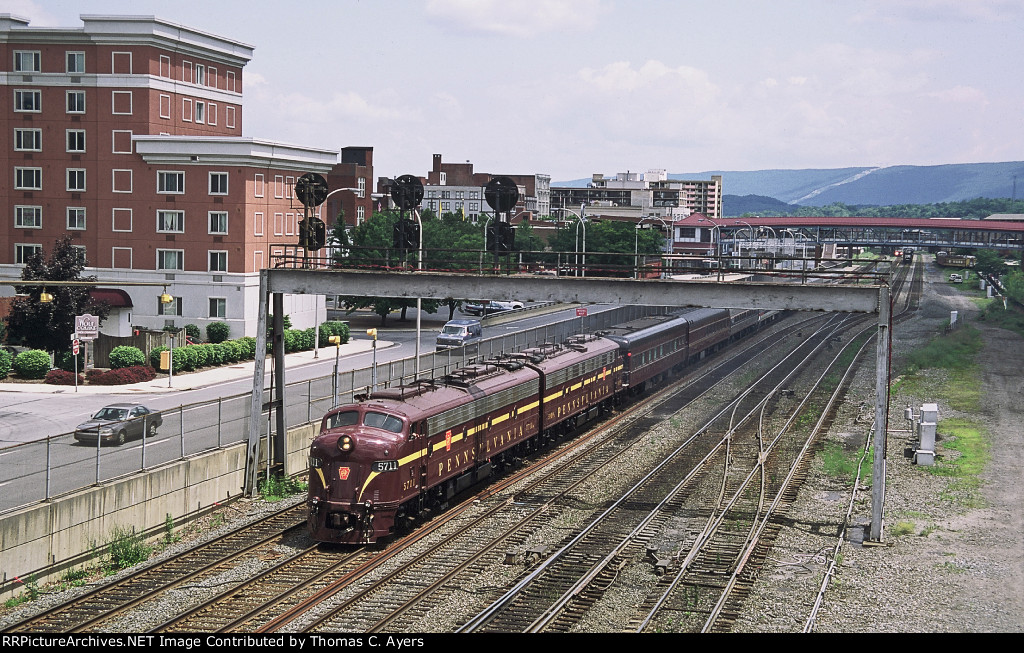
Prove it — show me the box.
[72,339,80,355]
[74,314,99,340]
[576,307,588,317]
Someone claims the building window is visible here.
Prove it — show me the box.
[182,61,193,83]
[358,177,366,198]
[209,172,228,195]
[253,212,264,236]
[195,101,205,124]
[357,206,365,223]
[159,94,171,119]
[158,171,185,194]
[66,51,85,74]
[182,98,192,122]
[158,296,182,316]
[15,206,42,229]
[67,207,86,230]
[226,106,235,129]
[156,249,184,271]
[14,51,40,73]
[195,64,205,86]
[15,89,41,112]
[66,129,86,153]
[15,167,42,190]
[254,174,265,197]
[71,245,87,265]
[159,55,171,78]
[208,297,226,319]
[15,244,43,264]
[66,90,86,114]
[208,251,228,272]
[207,102,217,125]
[157,210,185,233]
[209,211,228,234]
[227,71,236,92]
[208,67,217,87]
[14,128,42,151]
[66,169,86,192]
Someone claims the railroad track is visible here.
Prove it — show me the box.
[2,504,307,633]
[255,314,820,633]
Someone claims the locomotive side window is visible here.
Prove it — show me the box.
[326,411,359,429]
[364,411,404,433]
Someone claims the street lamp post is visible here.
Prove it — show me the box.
[698,217,722,280]
[554,206,586,277]
[733,220,755,270]
[634,215,669,278]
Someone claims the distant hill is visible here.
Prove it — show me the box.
[722,194,799,216]
[555,161,1024,212]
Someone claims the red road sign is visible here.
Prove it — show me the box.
[576,307,588,317]
[72,339,80,355]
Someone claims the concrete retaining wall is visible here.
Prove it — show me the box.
[0,423,315,601]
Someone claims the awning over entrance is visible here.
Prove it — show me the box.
[89,288,133,308]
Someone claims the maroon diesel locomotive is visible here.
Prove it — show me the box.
[307,308,775,545]
[308,335,622,544]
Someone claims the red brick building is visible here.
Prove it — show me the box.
[1,14,372,338]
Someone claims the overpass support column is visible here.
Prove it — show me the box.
[870,283,891,542]
[245,270,270,496]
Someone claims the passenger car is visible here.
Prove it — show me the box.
[73,403,162,445]
[463,300,524,316]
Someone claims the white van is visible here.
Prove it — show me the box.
[949,273,963,283]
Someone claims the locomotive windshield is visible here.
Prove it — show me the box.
[325,411,359,429]
[363,411,405,433]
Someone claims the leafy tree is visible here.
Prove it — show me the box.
[974,250,1007,277]
[6,237,110,353]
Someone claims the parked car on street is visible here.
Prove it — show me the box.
[73,403,162,446]
[463,300,524,316]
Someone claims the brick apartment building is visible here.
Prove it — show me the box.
[1,14,372,338]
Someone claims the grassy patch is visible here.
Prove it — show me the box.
[978,300,1024,338]
[106,525,152,573]
[257,474,308,502]
[930,418,990,508]
[822,442,869,486]
[901,325,983,411]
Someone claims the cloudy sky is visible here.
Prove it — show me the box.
[10,0,1024,181]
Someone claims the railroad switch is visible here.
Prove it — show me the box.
[646,546,673,576]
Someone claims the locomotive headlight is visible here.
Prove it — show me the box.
[338,435,354,452]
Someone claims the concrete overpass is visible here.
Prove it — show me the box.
[247,268,893,542]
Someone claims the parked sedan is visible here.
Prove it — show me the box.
[463,300,524,316]
[73,403,162,446]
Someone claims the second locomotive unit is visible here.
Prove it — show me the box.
[307,308,772,544]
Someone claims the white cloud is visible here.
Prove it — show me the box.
[424,0,604,37]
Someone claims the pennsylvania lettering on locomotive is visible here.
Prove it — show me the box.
[437,445,477,477]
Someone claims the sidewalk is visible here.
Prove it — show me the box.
[0,335,393,395]
[0,304,569,395]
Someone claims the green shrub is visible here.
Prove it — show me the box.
[176,345,197,371]
[190,344,209,368]
[215,341,238,363]
[55,349,85,372]
[206,321,230,343]
[318,321,350,347]
[202,343,222,366]
[148,346,183,373]
[0,349,12,379]
[235,337,257,360]
[108,345,146,369]
[13,350,51,379]
[184,324,201,340]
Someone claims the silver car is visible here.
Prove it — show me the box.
[73,403,162,446]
